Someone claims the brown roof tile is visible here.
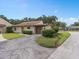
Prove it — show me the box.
[14,21,46,27]
[0,18,12,26]
[0,24,5,27]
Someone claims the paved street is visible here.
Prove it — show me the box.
[0,35,56,59]
[48,32,79,59]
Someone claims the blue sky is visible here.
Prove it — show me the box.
[0,0,79,25]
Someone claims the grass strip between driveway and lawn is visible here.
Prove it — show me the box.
[3,33,25,40]
[36,32,70,48]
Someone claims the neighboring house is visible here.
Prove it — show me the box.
[68,26,79,31]
[45,25,66,31]
[13,21,46,34]
[0,18,12,33]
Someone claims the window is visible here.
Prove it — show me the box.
[13,27,16,31]
[27,27,30,29]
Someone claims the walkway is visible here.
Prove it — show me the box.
[48,32,79,59]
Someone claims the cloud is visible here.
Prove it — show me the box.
[60,17,63,20]
[54,10,58,13]
[59,17,79,26]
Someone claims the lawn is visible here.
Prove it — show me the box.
[36,32,70,48]
[3,33,25,40]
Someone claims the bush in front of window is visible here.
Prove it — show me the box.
[22,30,33,35]
[6,26,14,33]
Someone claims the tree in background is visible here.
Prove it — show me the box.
[37,15,58,24]
[71,22,79,26]
[37,15,59,32]
[0,15,9,21]
[57,22,66,30]
[0,15,58,25]
[8,19,22,25]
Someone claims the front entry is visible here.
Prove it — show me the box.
[35,26,42,34]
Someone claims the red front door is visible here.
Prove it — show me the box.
[35,26,42,34]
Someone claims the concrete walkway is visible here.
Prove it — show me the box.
[0,34,7,41]
[48,32,79,59]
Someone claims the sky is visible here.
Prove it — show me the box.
[0,0,79,25]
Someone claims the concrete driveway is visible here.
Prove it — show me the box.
[48,32,79,59]
[0,35,56,59]
[0,34,7,41]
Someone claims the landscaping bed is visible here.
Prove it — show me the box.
[3,33,25,40]
[36,32,70,48]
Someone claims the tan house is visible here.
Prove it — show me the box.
[13,21,46,34]
[0,18,12,33]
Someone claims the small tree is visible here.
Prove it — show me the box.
[50,22,59,33]
[6,26,14,33]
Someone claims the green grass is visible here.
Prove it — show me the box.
[3,33,25,40]
[36,32,70,48]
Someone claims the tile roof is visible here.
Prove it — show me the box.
[0,18,12,26]
[0,24,5,27]
[14,21,46,27]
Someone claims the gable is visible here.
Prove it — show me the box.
[0,18,12,26]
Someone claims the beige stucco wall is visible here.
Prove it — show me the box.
[13,27,22,33]
[30,27,35,34]
[23,26,35,34]
[13,26,35,34]
[23,27,27,30]
[0,27,6,33]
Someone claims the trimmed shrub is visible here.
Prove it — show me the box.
[23,30,33,35]
[53,26,59,33]
[36,32,70,48]
[42,29,55,37]
[6,26,14,33]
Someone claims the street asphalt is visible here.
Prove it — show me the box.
[48,32,79,59]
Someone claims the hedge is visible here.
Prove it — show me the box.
[42,29,56,37]
[22,30,33,35]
